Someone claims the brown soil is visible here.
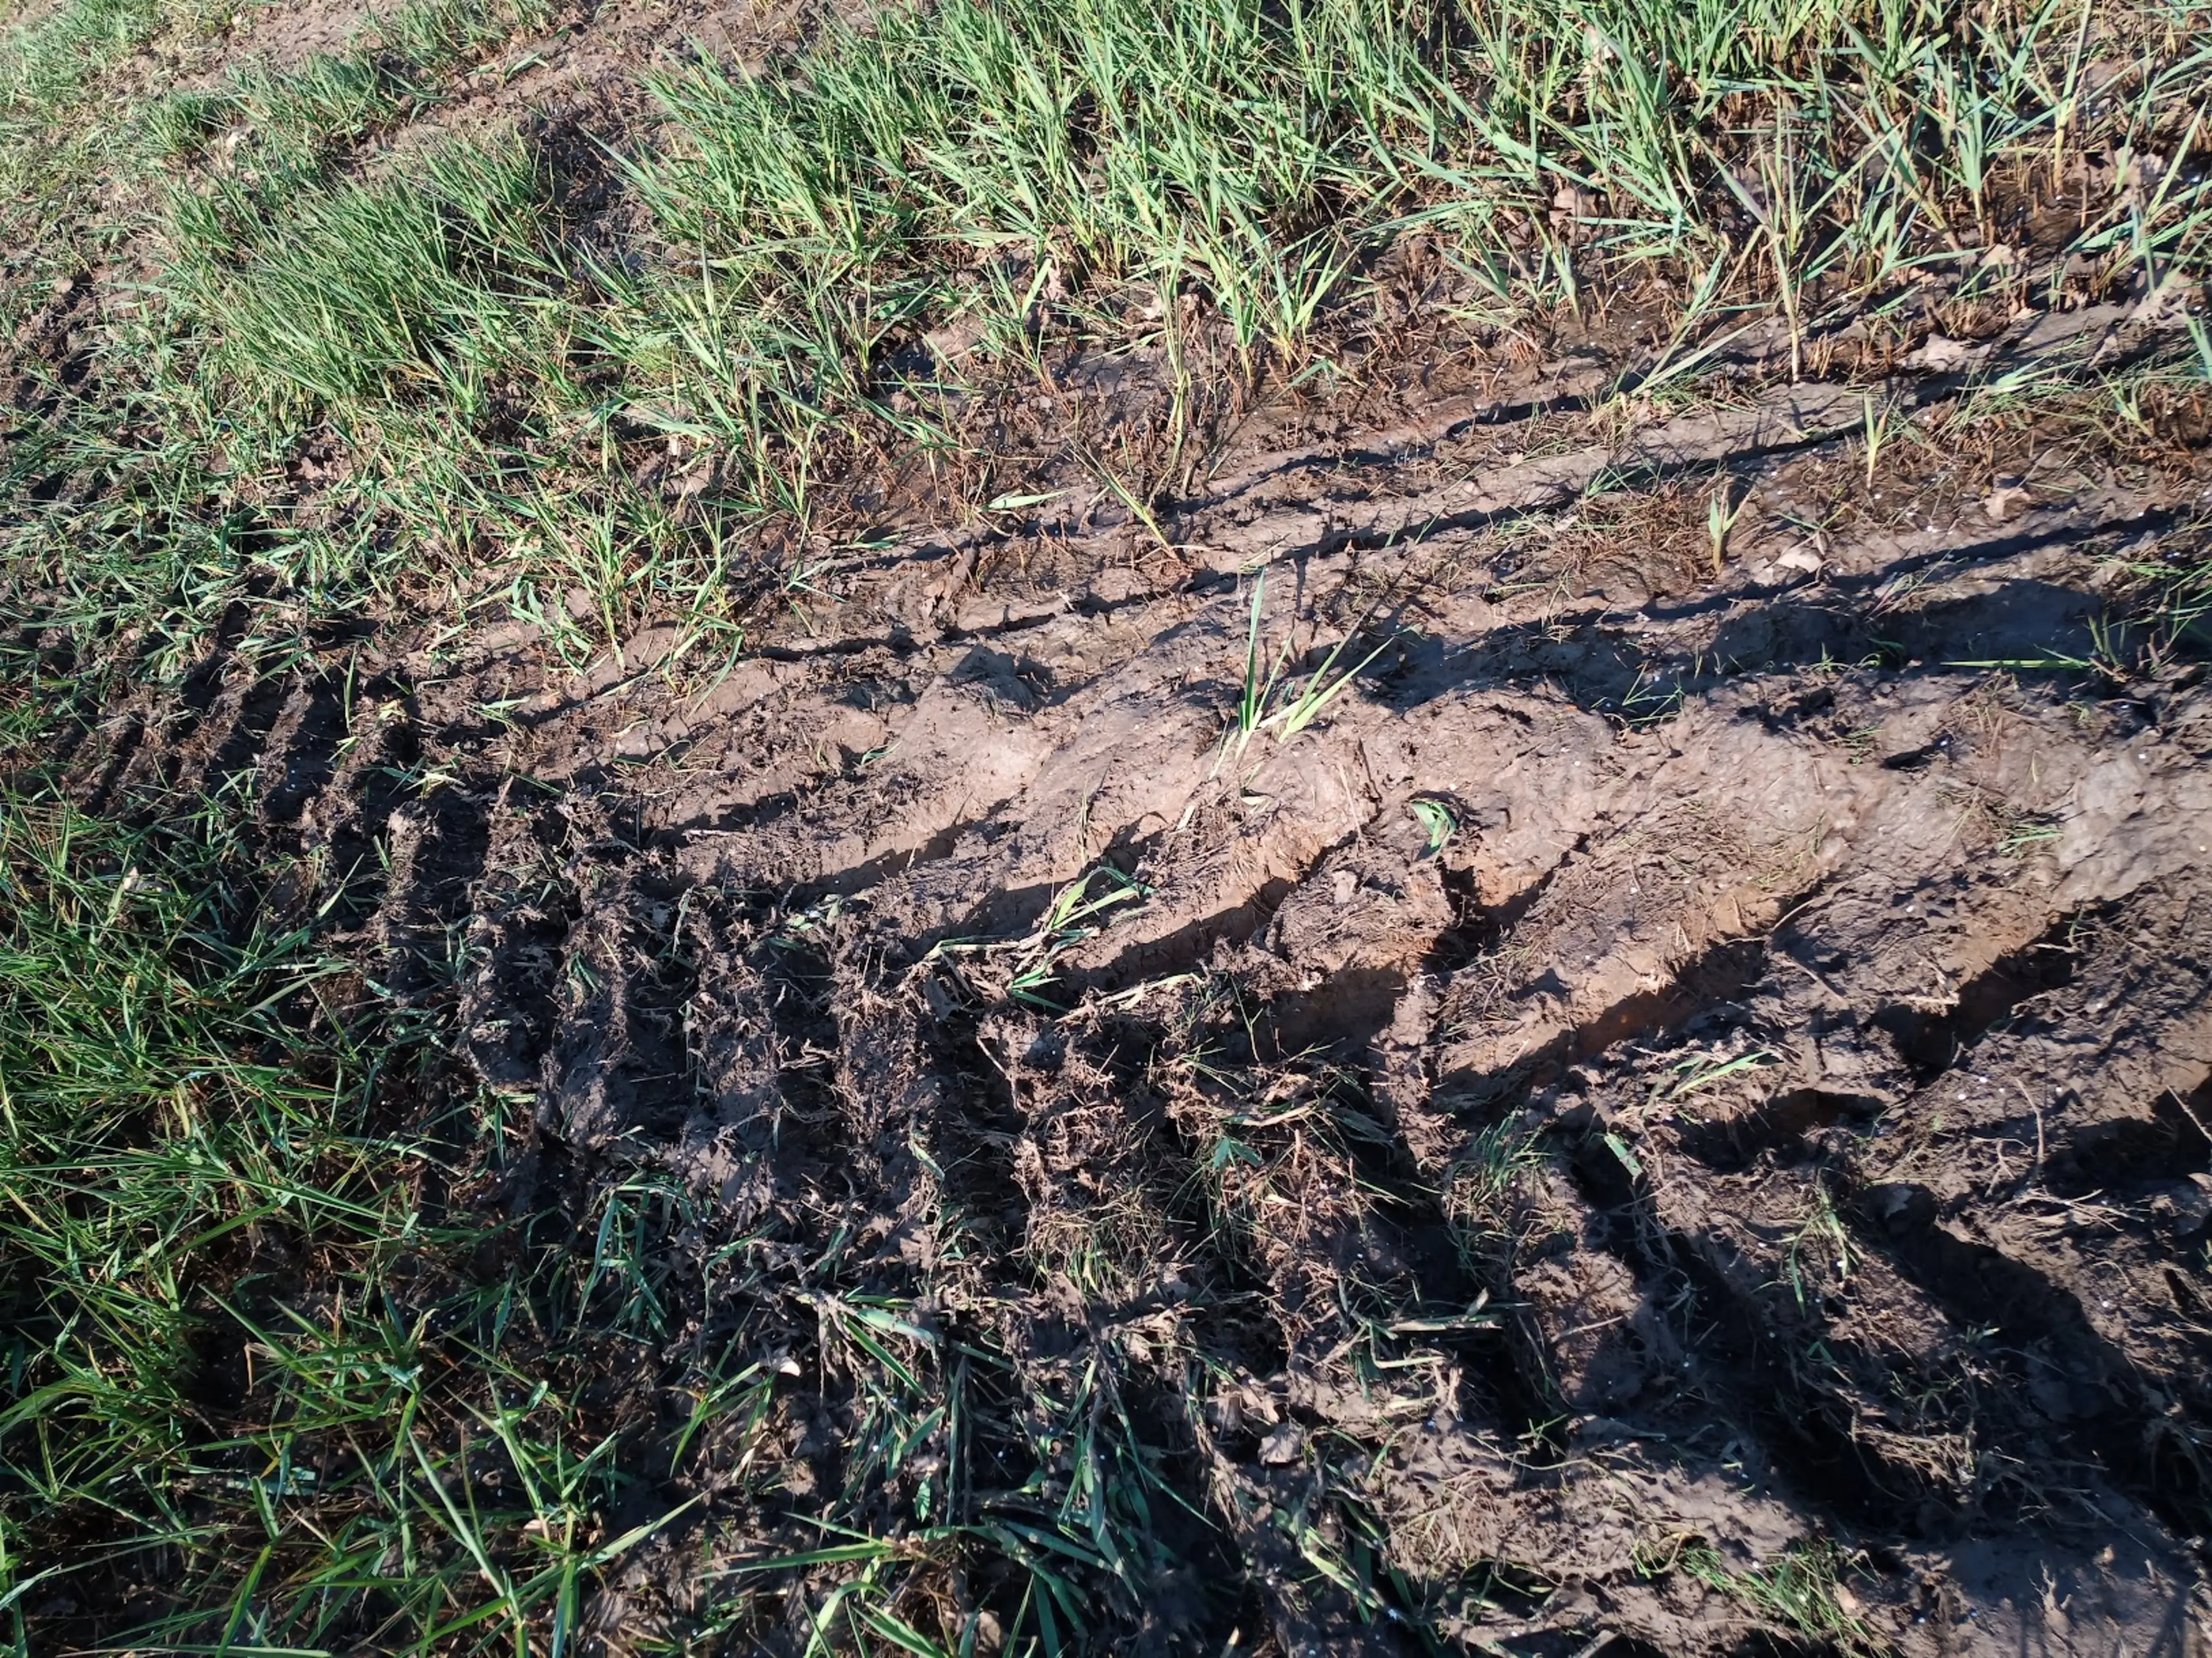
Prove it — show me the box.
[54,295,2212,1654]
[206,0,382,74]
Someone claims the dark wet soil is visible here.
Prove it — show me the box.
[44,295,2212,1656]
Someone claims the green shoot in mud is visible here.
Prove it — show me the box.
[1218,570,1397,769]
[1859,392,1898,490]
[1010,867,1152,1008]
[1440,1119,1549,1257]
[1783,1186,1858,1314]
[1218,571,1291,771]
[1410,794,1459,855]
[1654,1048,1781,1103]
[929,864,1150,1010]
[1705,478,1746,576]
[1644,1536,1883,1655]
[1086,453,1180,557]
[1263,621,1397,743]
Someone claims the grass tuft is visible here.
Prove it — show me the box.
[165,132,565,415]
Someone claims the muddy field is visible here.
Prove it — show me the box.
[30,273,2207,1656]
[7,0,2212,1644]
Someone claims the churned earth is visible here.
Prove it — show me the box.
[7,0,2212,1651]
[46,295,2212,1655]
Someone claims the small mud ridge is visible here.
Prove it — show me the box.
[67,307,2212,1655]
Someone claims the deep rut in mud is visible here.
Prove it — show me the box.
[52,303,2212,1656]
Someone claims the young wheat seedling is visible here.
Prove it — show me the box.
[1860,393,1894,491]
[1262,621,1395,742]
[1215,570,1291,775]
[1707,478,1746,577]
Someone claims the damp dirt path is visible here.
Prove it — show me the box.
[64,299,2212,1656]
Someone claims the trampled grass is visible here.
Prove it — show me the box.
[0,783,802,1651]
[0,766,1218,1652]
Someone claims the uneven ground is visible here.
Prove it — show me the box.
[5,0,2212,1653]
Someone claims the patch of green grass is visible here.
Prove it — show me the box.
[212,48,408,174]
[0,352,413,693]
[0,0,579,682]
[0,788,400,1631]
[0,0,171,120]
[623,0,1459,359]
[642,0,2209,339]
[1642,1533,1884,1654]
[9,0,2211,696]
[376,0,546,73]
[147,0,548,173]
[166,130,566,414]
[0,0,200,310]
